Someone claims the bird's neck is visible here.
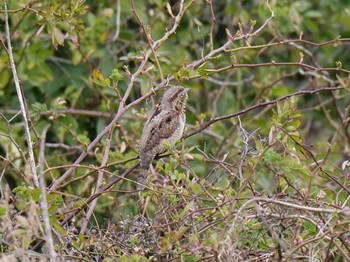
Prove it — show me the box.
[175,102,186,113]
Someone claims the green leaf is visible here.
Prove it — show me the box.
[109,69,124,81]
[46,193,64,204]
[0,207,7,217]
[32,188,41,202]
[52,220,67,236]
[179,201,194,219]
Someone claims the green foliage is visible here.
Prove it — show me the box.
[1,0,350,260]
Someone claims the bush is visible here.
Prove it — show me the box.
[1,0,350,260]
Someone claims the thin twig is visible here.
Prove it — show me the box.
[0,151,9,198]
[80,127,114,234]
[49,109,125,189]
[38,124,58,261]
[207,0,216,51]
[32,162,140,251]
[183,87,343,139]
[237,116,251,181]
[112,0,121,41]
[221,196,350,253]
[206,75,254,86]
[202,61,350,76]
[3,0,38,187]
[226,37,350,53]
[131,0,164,80]
[0,113,27,162]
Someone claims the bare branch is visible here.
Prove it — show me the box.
[131,0,164,80]
[80,127,114,234]
[183,87,343,139]
[3,0,38,187]
[112,0,121,41]
[33,162,140,251]
[207,0,216,51]
[38,124,58,261]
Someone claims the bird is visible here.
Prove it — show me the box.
[138,86,190,190]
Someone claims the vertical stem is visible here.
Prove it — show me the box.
[113,0,121,41]
[3,0,39,187]
[38,124,58,261]
[208,0,216,51]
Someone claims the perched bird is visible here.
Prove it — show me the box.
[138,86,189,190]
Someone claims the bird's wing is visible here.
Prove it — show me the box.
[140,110,180,152]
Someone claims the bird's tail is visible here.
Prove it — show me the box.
[137,168,148,190]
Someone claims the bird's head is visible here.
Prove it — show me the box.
[160,86,190,112]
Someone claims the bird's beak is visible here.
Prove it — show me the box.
[184,88,191,93]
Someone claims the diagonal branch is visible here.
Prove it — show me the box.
[183,87,343,139]
[130,0,164,79]
[80,127,114,234]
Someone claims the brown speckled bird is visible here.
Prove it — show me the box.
[138,86,189,190]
